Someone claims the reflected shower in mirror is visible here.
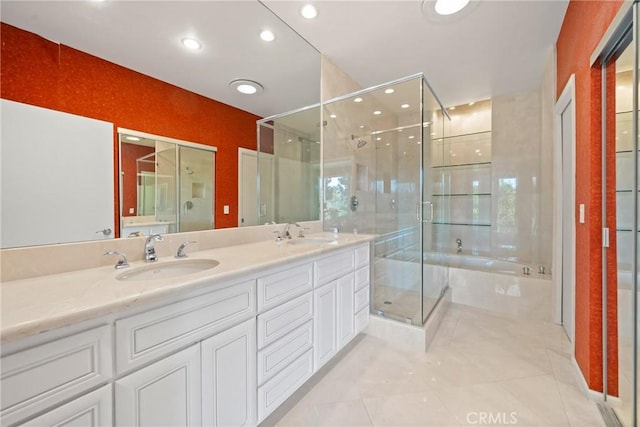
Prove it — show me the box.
[119,130,216,238]
[256,105,321,225]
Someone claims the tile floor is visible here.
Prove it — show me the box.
[262,303,607,427]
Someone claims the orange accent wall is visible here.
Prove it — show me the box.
[556,0,623,394]
[1,22,260,230]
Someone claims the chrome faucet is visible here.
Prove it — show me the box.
[104,250,129,269]
[282,222,300,239]
[175,241,197,258]
[144,234,164,262]
[456,238,462,254]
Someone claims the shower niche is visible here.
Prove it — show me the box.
[119,130,216,237]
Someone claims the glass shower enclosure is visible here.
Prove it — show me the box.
[322,74,450,325]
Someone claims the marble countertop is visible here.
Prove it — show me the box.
[1,233,373,343]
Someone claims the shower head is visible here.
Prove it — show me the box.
[351,134,367,148]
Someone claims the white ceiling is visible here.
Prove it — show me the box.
[263,0,569,107]
[1,0,569,117]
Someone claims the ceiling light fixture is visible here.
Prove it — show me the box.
[384,88,395,94]
[181,37,202,50]
[260,30,275,42]
[354,97,363,103]
[229,79,264,95]
[468,101,475,106]
[434,0,471,16]
[329,113,337,118]
[373,110,382,115]
[401,104,410,109]
[125,136,140,141]
[301,4,318,19]
[448,106,456,110]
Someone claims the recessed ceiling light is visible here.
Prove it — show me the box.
[354,97,363,103]
[448,106,456,110]
[385,143,391,146]
[401,104,410,109]
[229,79,264,95]
[384,88,395,94]
[408,135,415,139]
[373,110,382,115]
[301,4,318,19]
[431,132,437,136]
[417,141,422,145]
[181,37,202,50]
[376,137,382,141]
[329,113,337,118]
[125,136,140,141]
[468,101,475,106]
[360,125,365,128]
[434,0,470,16]
[260,30,275,42]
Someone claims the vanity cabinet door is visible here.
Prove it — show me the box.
[115,345,202,427]
[314,282,337,371]
[22,385,112,427]
[201,318,256,427]
[336,273,355,350]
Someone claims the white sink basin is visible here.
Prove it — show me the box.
[116,259,220,281]
[287,238,335,245]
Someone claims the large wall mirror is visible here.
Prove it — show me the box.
[0,1,321,248]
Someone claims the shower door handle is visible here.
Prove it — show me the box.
[417,201,434,223]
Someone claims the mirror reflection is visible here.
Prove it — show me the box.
[0,1,321,248]
[256,105,322,225]
[119,131,216,237]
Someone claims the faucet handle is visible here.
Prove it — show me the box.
[298,227,310,238]
[175,241,197,258]
[104,250,129,269]
[273,230,284,242]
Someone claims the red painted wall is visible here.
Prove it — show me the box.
[556,0,623,394]
[0,23,260,230]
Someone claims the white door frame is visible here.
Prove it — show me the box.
[553,74,577,352]
[238,148,258,227]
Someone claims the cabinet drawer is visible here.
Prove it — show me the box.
[22,385,112,427]
[257,348,313,423]
[355,244,370,268]
[257,291,313,349]
[355,306,370,334]
[257,263,313,313]
[355,266,369,291]
[354,287,370,313]
[1,325,112,426]
[257,320,313,386]
[314,250,354,286]
[116,280,255,373]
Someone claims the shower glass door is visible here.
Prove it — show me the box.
[322,74,449,326]
[599,5,639,424]
[177,145,215,232]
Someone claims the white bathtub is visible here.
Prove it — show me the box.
[423,252,545,277]
[421,252,552,316]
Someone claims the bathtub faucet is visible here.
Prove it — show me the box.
[456,238,462,254]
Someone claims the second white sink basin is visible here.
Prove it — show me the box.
[116,259,220,281]
[287,238,335,245]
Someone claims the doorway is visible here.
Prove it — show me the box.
[555,76,576,345]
